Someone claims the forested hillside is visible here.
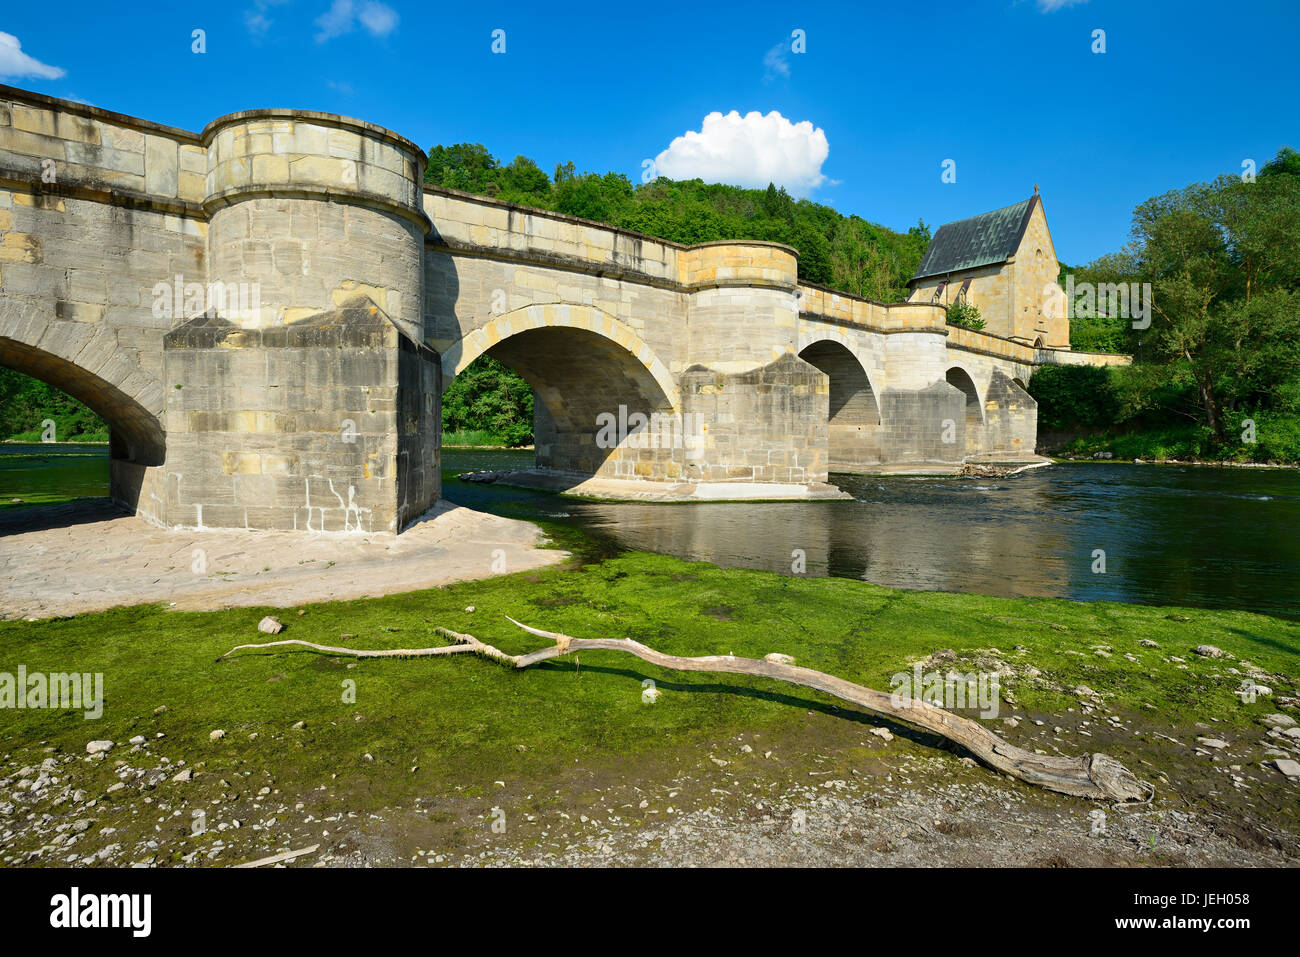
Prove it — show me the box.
[0,370,106,443]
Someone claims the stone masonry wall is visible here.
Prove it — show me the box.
[161,302,438,533]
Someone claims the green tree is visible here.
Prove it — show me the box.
[440,356,534,447]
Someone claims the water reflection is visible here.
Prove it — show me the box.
[446,451,1300,619]
[3,443,1297,618]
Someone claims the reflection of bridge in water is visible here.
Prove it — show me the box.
[1,84,1123,534]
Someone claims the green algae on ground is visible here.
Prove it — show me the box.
[1,551,1296,813]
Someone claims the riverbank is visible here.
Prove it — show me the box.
[1053,454,1300,470]
[1037,416,1300,467]
[0,499,566,619]
[0,547,1296,867]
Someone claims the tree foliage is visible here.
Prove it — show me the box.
[440,355,534,447]
[1034,146,1300,458]
[0,369,107,441]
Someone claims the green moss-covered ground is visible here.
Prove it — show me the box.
[3,550,1296,808]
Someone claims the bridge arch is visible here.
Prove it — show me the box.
[443,303,680,478]
[945,364,985,427]
[0,304,165,466]
[442,304,679,411]
[797,334,883,469]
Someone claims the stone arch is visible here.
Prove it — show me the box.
[798,337,883,469]
[442,304,679,411]
[0,303,165,466]
[945,365,985,427]
[443,303,681,479]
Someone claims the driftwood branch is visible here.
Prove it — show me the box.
[234,843,320,868]
[221,618,1153,803]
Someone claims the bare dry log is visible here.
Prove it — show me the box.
[220,618,1154,803]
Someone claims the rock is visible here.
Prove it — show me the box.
[1271,759,1300,779]
[1073,685,1099,698]
[1260,713,1298,730]
[129,735,146,746]
[171,769,193,783]
[153,706,167,715]
[1197,737,1230,750]
[257,616,284,635]
[71,819,92,834]
[465,606,476,613]
[105,783,126,794]
[763,653,796,665]
[86,740,113,755]
[1139,639,1159,648]
[1194,644,1225,658]
[209,729,226,741]
[869,727,894,742]
[291,721,305,730]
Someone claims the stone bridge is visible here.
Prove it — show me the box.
[0,85,1126,533]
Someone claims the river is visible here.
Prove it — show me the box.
[3,443,1297,618]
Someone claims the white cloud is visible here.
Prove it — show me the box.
[0,32,66,80]
[357,2,399,36]
[315,0,399,42]
[653,110,830,197]
[762,42,789,83]
[1037,0,1088,11]
[245,0,290,38]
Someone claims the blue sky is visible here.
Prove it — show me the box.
[2,0,1297,264]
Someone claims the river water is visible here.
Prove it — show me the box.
[3,444,1298,618]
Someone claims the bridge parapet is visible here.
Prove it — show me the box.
[423,187,679,287]
[798,284,946,334]
[678,241,797,291]
[201,110,426,223]
[1037,348,1132,368]
[0,84,205,212]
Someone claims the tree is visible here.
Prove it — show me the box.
[440,356,534,446]
[946,300,985,331]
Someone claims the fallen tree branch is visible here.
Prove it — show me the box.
[235,844,320,868]
[220,619,1154,803]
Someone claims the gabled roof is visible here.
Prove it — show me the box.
[910,195,1039,285]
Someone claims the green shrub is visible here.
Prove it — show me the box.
[946,300,985,331]
[1027,365,1121,430]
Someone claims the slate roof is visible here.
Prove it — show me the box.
[910,196,1039,285]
